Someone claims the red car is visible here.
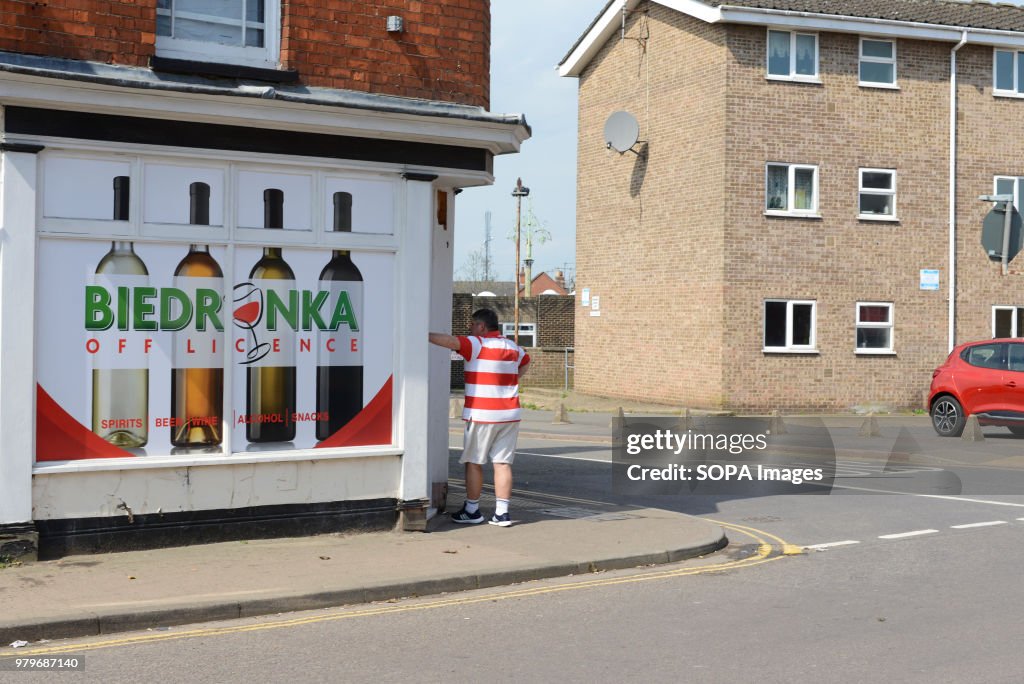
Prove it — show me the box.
[929,338,1024,437]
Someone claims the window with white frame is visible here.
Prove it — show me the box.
[501,322,536,348]
[994,176,1024,211]
[856,302,894,352]
[993,306,1024,338]
[767,30,818,80]
[764,300,816,352]
[859,38,896,86]
[858,169,896,219]
[156,0,280,67]
[994,48,1024,95]
[766,163,818,214]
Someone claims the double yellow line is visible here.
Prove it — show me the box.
[0,518,795,657]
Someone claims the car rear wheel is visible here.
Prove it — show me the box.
[931,396,966,437]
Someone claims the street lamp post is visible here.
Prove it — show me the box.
[512,178,530,345]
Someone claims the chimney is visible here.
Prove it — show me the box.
[555,269,564,289]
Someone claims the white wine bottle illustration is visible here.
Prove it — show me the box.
[246,188,297,442]
[92,176,149,448]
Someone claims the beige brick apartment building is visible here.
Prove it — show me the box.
[560,0,1024,411]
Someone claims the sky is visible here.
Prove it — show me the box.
[452,2,603,286]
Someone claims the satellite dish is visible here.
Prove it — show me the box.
[604,111,640,153]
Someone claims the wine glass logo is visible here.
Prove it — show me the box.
[233,282,272,365]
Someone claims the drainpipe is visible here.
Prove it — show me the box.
[949,30,968,352]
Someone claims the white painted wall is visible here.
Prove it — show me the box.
[32,456,401,519]
[0,149,39,525]
[428,189,455,494]
[396,179,433,503]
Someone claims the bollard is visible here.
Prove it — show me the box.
[770,410,787,435]
[552,403,572,424]
[961,414,985,442]
[858,413,881,437]
[610,406,625,428]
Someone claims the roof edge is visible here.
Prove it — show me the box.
[559,0,1024,78]
[0,50,532,138]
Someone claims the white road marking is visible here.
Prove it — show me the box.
[878,529,939,539]
[831,483,1024,507]
[515,450,611,464]
[803,540,860,550]
[950,521,1008,529]
[451,445,610,464]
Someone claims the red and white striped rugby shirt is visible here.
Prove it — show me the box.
[457,331,530,423]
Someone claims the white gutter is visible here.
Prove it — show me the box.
[949,31,968,352]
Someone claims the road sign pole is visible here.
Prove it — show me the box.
[1003,200,1013,276]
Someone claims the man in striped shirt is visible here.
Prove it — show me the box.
[429,308,530,527]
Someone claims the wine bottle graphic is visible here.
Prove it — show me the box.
[316,192,364,440]
[92,176,149,448]
[246,188,297,442]
[170,182,225,448]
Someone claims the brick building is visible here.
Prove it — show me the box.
[560,0,1024,412]
[0,1,529,558]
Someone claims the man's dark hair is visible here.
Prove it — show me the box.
[471,308,500,332]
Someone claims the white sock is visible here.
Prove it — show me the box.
[465,499,479,514]
[495,498,509,516]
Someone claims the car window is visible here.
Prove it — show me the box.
[963,343,1006,370]
[1009,344,1024,372]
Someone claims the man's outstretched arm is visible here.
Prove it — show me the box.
[429,332,460,351]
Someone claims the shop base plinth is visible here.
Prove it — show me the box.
[0,523,39,563]
[34,499,398,559]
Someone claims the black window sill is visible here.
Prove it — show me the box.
[150,56,299,84]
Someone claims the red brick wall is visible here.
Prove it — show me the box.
[0,1,157,67]
[282,1,490,107]
[0,0,489,107]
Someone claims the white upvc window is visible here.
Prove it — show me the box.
[855,302,894,353]
[501,322,536,347]
[858,168,897,220]
[994,176,1024,211]
[994,48,1024,96]
[767,29,819,81]
[156,0,280,68]
[859,38,897,87]
[763,300,817,352]
[765,163,818,215]
[993,306,1024,338]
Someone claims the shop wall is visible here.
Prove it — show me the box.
[29,145,407,529]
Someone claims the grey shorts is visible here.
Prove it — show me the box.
[461,421,519,465]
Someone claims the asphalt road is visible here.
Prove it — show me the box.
[7,431,1024,683]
